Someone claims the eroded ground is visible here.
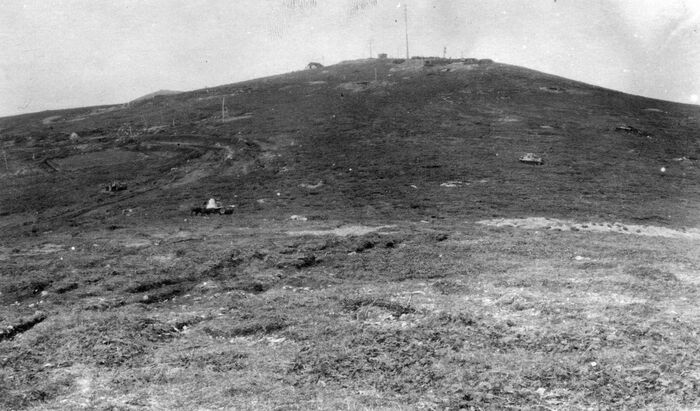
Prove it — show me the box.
[2,215,699,410]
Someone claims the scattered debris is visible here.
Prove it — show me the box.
[539,86,564,93]
[103,181,127,192]
[191,206,234,216]
[299,181,324,190]
[190,198,234,215]
[519,153,544,165]
[190,207,213,216]
[615,125,652,137]
[615,125,637,132]
[440,180,465,188]
[146,125,167,133]
[41,158,61,172]
[433,233,449,242]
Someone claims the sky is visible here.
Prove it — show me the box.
[1,0,699,117]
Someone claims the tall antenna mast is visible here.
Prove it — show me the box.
[404,4,409,59]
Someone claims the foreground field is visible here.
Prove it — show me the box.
[2,215,699,409]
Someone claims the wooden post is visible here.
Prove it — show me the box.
[404,4,409,59]
[222,97,226,120]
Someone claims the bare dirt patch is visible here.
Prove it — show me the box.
[478,217,700,240]
[41,115,62,125]
[221,114,252,123]
[287,224,396,237]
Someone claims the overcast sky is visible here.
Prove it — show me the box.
[1,0,699,117]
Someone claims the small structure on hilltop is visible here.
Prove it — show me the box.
[306,62,324,70]
[377,53,388,59]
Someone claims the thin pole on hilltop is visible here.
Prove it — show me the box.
[404,4,410,59]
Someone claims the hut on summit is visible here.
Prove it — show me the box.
[306,62,324,70]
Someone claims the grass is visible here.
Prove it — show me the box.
[2,221,700,409]
[1,58,699,409]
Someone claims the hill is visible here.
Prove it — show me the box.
[1,58,700,409]
[1,58,698,230]
[129,89,183,104]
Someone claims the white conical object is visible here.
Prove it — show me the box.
[206,198,218,209]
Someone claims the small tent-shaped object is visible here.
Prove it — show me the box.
[519,153,543,165]
[205,198,219,209]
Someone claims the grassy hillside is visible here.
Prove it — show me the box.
[1,58,700,409]
[2,58,699,229]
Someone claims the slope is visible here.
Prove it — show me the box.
[1,58,700,410]
[1,58,698,232]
